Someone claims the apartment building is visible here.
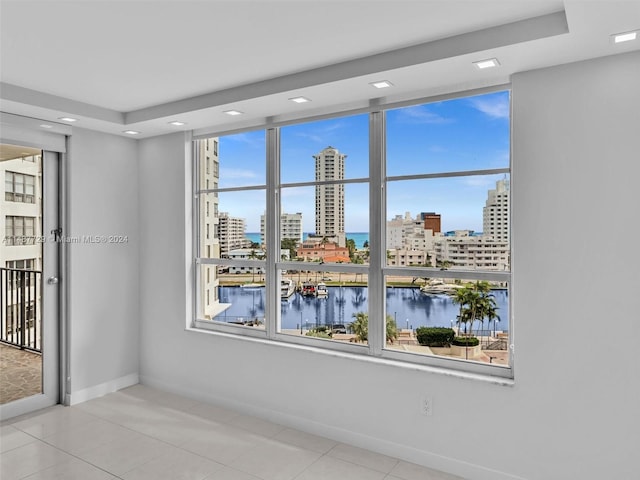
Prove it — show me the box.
[218,212,251,256]
[259,211,303,246]
[313,146,346,247]
[483,177,510,243]
[434,231,510,271]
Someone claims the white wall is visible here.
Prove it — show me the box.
[68,128,140,401]
[138,52,640,480]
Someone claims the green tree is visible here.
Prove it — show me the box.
[346,238,357,261]
[451,281,495,338]
[349,312,398,344]
[350,312,368,342]
[385,315,398,344]
[281,238,298,260]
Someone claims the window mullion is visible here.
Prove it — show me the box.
[192,140,201,323]
[265,128,280,339]
[368,111,385,356]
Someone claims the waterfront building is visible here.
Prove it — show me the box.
[387,248,430,267]
[260,211,303,246]
[313,146,346,247]
[227,248,289,274]
[483,177,510,243]
[434,231,509,271]
[296,239,350,263]
[218,212,251,256]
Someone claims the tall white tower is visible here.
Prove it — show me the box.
[483,177,510,243]
[198,137,220,319]
[313,146,346,245]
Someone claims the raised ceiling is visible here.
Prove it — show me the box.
[1,0,639,138]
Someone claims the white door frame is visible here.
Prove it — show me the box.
[0,149,65,419]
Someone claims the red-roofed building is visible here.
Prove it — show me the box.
[296,241,351,263]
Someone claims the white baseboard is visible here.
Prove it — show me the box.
[139,374,524,480]
[69,373,139,405]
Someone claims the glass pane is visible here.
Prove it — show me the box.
[197,132,265,191]
[198,264,268,329]
[199,190,265,259]
[280,183,369,265]
[384,276,510,365]
[386,174,510,271]
[1,149,43,404]
[281,114,369,184]
[14,175,24,194]
[386,90,510,176]
[279,269,369,345]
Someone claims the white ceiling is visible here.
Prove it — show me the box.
[1,0,639,138]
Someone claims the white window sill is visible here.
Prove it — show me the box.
[185,325,515,387]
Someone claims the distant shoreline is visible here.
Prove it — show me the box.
[245,232,370,249]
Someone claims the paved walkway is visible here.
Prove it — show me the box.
[0,343,42,404]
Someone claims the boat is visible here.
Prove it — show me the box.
[301,281,317,297]
[420,279,461,295]
[316,282,329,297]
[281,278,295,298]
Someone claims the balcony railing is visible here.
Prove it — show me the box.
[0,267,42,352]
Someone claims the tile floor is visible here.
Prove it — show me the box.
[0,385,465,480]
[0,344,42,405]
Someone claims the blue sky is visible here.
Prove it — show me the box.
[216,90,510,233]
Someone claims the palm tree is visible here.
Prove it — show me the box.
[248,249,257,282]
[350,312,368,342]
[349,312,398,344]
[385,314,398,344]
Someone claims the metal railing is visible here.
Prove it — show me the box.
[0,267,42,352]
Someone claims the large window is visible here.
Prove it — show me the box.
[194,89,511,376]
[5,216,36,245]
[5,171,36,203]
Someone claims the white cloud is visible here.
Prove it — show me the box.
[468,96,509,119]
[394,105,453,124]
[294,120,349,143]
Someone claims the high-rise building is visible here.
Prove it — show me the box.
[218,212,251,256]
[483,178,510,243]
[197,138,220,319]
[260,212,303,246]
[313,146,346,247]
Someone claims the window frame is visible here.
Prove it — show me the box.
[5,171,37,203]
[191,85,513,379]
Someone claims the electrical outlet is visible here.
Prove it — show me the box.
[421,396,433,416]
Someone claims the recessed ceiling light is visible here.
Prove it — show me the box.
[473,58,500,69]
[612,31,637,43]
[40,124,53,129]
[168,121,186,126]
[123,130,140,135]
[289,96,311,104]
[370,80,394,89]
[223,110,243,116]
[58,117,77,122]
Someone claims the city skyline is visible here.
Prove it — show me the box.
[214,90,510,232]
